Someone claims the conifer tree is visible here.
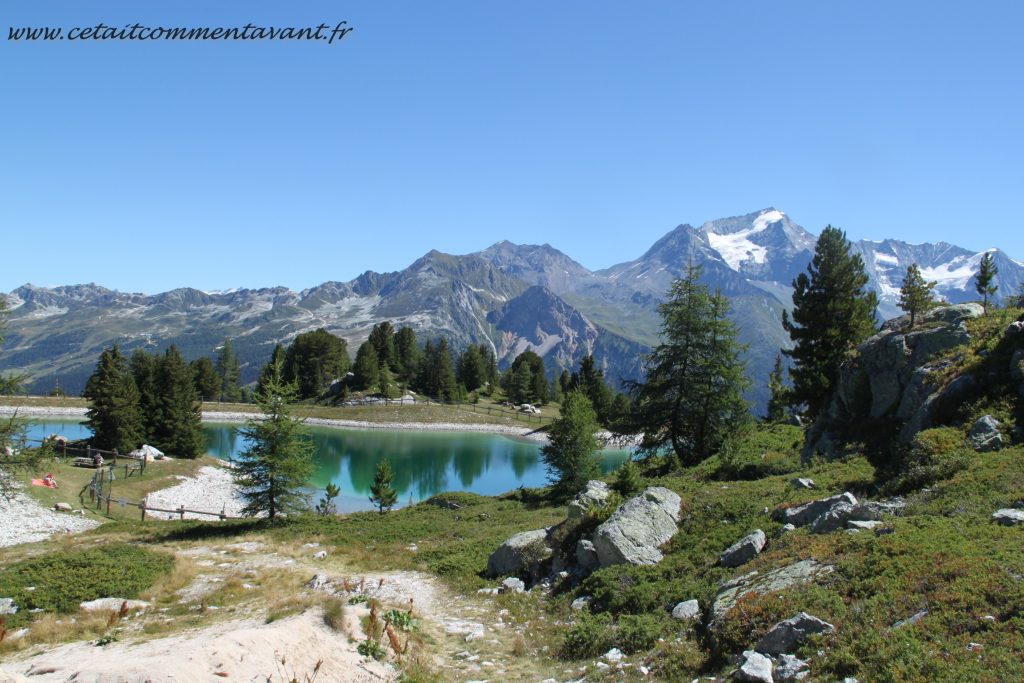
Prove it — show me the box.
[153,346,205,458]
[974,252,999,314]
[83,345,145,453]
[541,392,601,496]
[612,458,643,497]
[215,339,242,402]
[783,226,877,420]
[316,482,341,516]
[368,321,396,371]
[256,344,287,397]
[898,263,938,328]
[573,355,613,423]
[190,356,221,401]
[353,341,380,391]
[765,353,788,423]
[129,349,158,438]
[434,339,458,401]
[369,460,398,514]
[457,345,487,392]
[233,359,315,519]
[394,326,420,387]
[283,328,350,399]
[629,265,751,466]
[0,299,29,498]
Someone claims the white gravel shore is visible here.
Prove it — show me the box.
[0,405,548,442]
[0,479,100,548]
[144,465,249,520]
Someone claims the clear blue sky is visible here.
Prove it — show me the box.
[3,1,1022,294]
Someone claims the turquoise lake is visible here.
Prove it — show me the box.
[25,419,630,513]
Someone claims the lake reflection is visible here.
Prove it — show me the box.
[27,420,629,513]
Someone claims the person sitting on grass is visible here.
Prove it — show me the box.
[42,473,58,488]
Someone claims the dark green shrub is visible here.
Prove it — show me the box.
[559,611,616,659]
[711,423,803,480]
[881,427,971,494]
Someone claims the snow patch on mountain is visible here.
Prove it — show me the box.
[873,251,899,265]
[920,254,981,290]
[705,209,786,270]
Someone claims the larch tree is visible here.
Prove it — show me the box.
[782,226,878,420]
[629,265,751,467]
[765,353,789,423]
[541,391,601,497]
[974,252,999,313]
[898,263,938,328]
[232,358,314,519]
[369,460,398,514]
[83,345,145,453]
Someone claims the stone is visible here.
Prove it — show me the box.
[499,577,526,594]
[487,528,552,577]
[893,609,928,629]
[671,599,701,621]
[774,654,810,681]
[847,520,883,531]
[567,480,612,519]
[991,509,1024,526]
[969,415,1003,452]
[313,550,327,560]
[777,524,796,537]
[774,492,858,527]
[755,612,835,655]
[790,478,816,490]
[130,444,165,461]
[592,487,681,567]
[54,502,73,512]
[576,539,600,572]
[603,647,624,663]
[0,598,16,615]
[809,503,884,534]
[306,573,329,590]
[79,598,149,612]
[733,650,774,683]
[720,529,767,567]
[710,560,834,633]
[570,596,592,611]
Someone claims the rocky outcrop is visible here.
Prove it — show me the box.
[992,509,1024,526]
[710,560,834,633]
[773,492,857,527]
[775,654,810,682]
[592,487,681,567]
[755,612,835,655]
[968,415,1003,452]
[719,529,766,567]
[567,480,612,519]
[486,528,552,578]
[804,304,983,459]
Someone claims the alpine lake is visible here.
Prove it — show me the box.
[26,419,630,513]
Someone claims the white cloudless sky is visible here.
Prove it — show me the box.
[3,1,1022,293]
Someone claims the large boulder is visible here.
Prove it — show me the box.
[719,529,766,568]
[733,650,774,683]
[968,415,1003,452]
[671,599,701,621]
[575,539,600,572]
[592,487,681,567]
[0,598,16,615]
[710,560,834,634]
[755,612,835,655]
[992,508,1024,526]
[487,528,552,577]
[773,492,857,527]
[567,480,612,519]
[775,654,810,682]
[804,303,983,459]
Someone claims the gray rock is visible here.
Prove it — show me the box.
[775,654,810,682]
[592,487,681,567]
[774,492,858,527]
[567,480,612,519]
[499,577,526,594]
[720,529,767,567]
[0,598,17,615]
[711,560,834,633]
[313,550,327,560]
[306,573,329,590]
[734,650,774,683]
[810,503,883,534]
[575,538,600,572]
[755,612,835,655]
[992,508,1024,526]
[969,415,1004,452]
[80,598,149,612]
[54,502,73,512]
[847,520,883,531]
[790,478,816,490]
[671,599,701,621]
[487,528,552,577]
[777,523,797,536]
[893,609,928,628]
[570,596,592,611]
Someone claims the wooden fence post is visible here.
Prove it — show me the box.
[178,505,185,520]
[140,502,146,521]
[112,448,118,465]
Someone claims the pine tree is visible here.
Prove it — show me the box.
[765,353,788,423]
[368,321,397,371]
[190,356,221,401]
[353,341,380,391]
[153,346,205,459]
[232,359,315,519]
[541,392,601,496]
[215,339,242,402]
[316,482,341,516]
[129,349,159,439]
[457,345,487,392]
[0,299,29,498]
[898,263,938,328]
[974,252,999,313]
[83,345,145,453]
[611,458,643,497]
[256,344,287,396]
[783,226,878,420]
[369,460,398,514]
[573,355,613,424]
[434,339,458,401]
[629,265,751,466]
[394,326,421,387]
[283,328,350,399]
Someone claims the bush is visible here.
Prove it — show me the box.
[881,427,971,494]
[558,612,616,659]
[710,423,803,480]
[0,544,174,628]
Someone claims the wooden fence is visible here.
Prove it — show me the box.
[81,466,239,521]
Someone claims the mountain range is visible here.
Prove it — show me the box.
[3,208,1021,412]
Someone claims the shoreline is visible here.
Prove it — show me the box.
[0,405,550,443]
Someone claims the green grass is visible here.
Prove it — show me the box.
[0,544,175,628]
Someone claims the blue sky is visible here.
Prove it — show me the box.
[3,1,1022,294]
